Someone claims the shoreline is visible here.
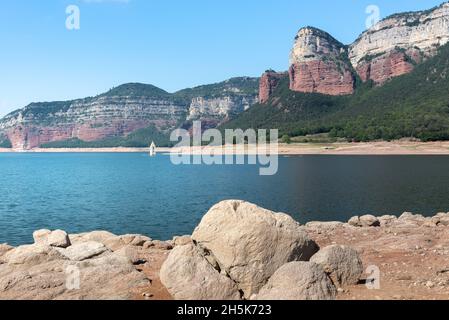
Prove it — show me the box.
[1,141,449,155]
[1,202,448,300]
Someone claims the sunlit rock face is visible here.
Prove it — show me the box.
[350,3,449,84]
[289,27,355,96]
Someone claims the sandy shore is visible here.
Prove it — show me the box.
[1,141,449,155]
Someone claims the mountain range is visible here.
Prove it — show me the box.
[2,2,449,149]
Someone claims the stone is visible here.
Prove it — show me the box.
[2,244,66,265]
[254,262,337,300]
[57,241,108,261]
[359,215,381,227]
[379,215,397,227]
[305,221,344,232]
[348,216,360,227]
[33,229,51,245]
[33,229,71,248]
[172,235,193,247]
[47,230,71,248]
[348,215,380,227]
[192,200,319,298]
[144,240,173,251]
[0,253,149,300]
[259,71,287,103]
[119,234,152,246]
[160,243,241,300]
[70,231,117,244]
[310,245,363,286]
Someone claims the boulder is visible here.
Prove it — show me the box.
[57,241,108,261]
[310,245,363,286]
[191,200,319,298]
[254,262,336,300]
[172,235,193,246]
[0,254,149,300]
[119,234,152,246]
[33,229,51,245]
[359,215,380,227]
[160,243,241,300]
[2,244,66,265]
[348,216,360,227]
[47,230,71,248]
[33,230,71,248]
[378,215,397,227]
[348,215,380,227]
[70,231,117,244]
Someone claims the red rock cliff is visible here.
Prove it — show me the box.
[289,27,355,96]
[259,71,288,103]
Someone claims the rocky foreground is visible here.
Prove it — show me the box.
[1,200,448,300]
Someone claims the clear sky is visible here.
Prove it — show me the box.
[0,0,444,116]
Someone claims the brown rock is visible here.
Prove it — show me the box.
[259,71,287,103]
[289,27,355,96]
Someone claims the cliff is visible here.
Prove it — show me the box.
[288,27,355,95]
[288,2,449,93]
[349,2,449,84]
[259,70,288,103]
[0,78,259,149]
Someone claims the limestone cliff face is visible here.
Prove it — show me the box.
[187,95,257,128]
[259,71,288,104]
[0,78,259,150]
[349,2,449,84]
[0,96,186,149]
[289,27,355,95]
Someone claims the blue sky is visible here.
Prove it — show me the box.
[0,0,444,116]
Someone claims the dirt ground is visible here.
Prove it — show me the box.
[131,214,449,301]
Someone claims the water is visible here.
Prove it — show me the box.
[0,153,448,246]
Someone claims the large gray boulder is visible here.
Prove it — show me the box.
[310,245,363,286]
[160,243,241,300]
[191,200,319,298]
[254,262,337,300]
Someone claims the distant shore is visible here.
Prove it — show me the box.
[1,141,449,155]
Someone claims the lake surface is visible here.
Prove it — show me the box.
[0,153,448,246]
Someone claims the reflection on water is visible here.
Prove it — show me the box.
[0,153,448,245]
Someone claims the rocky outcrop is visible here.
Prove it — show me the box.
[0,78,259,150]
[186,95,257,128]
[259,71,288,103]
[289,27,355,95]
[0,229,176,300]
[254,262,337,300]
[310,245,363,286]
[2,204,449,300]
[0,95,186,150]
[284,3,449,93]
[33,229,71,248]
[190,200,319,298]
[349,3,449,84]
